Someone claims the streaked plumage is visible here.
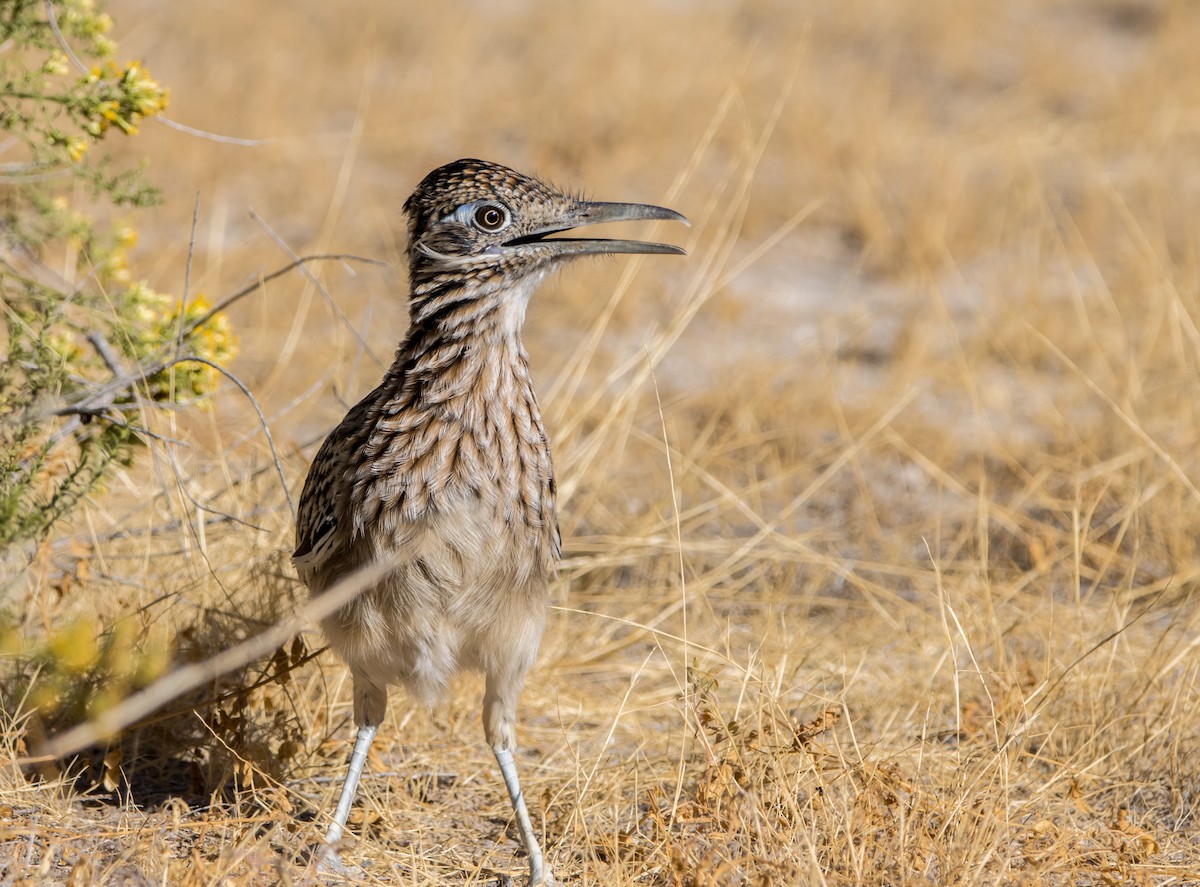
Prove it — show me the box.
[294,158,686,885]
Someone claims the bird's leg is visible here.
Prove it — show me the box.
[485,670,553,886]
[318,722,378,871]
[493,744,552,887]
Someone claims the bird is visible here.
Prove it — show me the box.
[293,158,687,885]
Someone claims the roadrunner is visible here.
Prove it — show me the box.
[294,158,687,884]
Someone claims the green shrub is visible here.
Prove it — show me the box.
[0,0,235,571]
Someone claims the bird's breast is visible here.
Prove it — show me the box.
[350,361,559,571]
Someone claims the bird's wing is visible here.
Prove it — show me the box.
[293,392,381,579]
[293,449,343,577]
[293,513,337,572]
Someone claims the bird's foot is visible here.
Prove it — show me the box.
[493,869,555,887]
[308,843,365,881]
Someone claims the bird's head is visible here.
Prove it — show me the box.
[402,159,687,300]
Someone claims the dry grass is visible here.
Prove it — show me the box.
[6,0,1200,884]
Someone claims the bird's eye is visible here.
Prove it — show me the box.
[472,203,510,232]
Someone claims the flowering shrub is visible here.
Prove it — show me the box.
[0,0,236,562]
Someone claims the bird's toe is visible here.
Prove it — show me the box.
[309,844,365,881]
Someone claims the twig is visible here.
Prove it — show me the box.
[45,0,266,147]
[73,411,188,446]
[109,644,329,734]
[183,253,386,337]
[44,0,86,73]
[249,209,386,369]
[158,441,269,534]
[153,116,268,147]
[37,254,383,425]
[179,192,201,353]
[85,330,125,376]
[180,356,295,520]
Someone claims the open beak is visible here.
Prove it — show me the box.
[504,201,689,257]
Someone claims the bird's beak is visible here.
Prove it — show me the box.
[504,201,689,256]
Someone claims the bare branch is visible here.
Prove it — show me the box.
[183,253,386,338]
[84,331,125,376]
[32,253,384,425]
[153,116,268,147]
[249,209,387,369]
[179,356,295,520]
[46,1,267,147]
[179,193,200,353]
[44,0,87,74]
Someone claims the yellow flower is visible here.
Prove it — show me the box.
[65,136,89,163]
[43,53,69,77]
[102,250,130,284]
[48,330,83,364]
[48,620,101,674]
[121,60,170,119]
[114,224,138,249]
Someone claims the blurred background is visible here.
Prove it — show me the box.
[8,0,1200,883]
[105,0,1200,463]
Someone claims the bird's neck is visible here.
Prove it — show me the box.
[382,275,546,414]
[351,274,555,532]
[408,268,546,340]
